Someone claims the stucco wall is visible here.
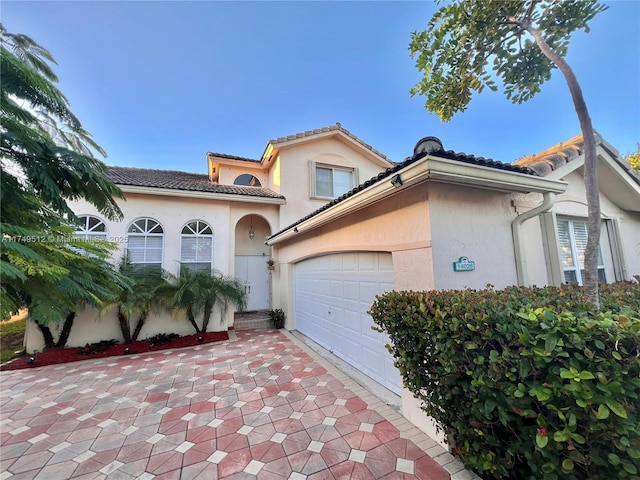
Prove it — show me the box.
[218,164,269,188]
[428,183,519,290]
[24,303,229,353]
[537,171,640,282]
[33,192,280,352]
[73,193,234,277]
[275,185,430,265]
[277,138,389,228]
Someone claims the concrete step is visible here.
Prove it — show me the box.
[234,311,272,330]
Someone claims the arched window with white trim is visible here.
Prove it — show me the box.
[126,218,164,271]
[75,215,107,241]
[180,220,213,273]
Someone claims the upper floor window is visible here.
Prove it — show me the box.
[314,165,354,199]
[75,215,107,241]
[557,218,606,285]
[234,174,262,187]
[126,218,164,271]
[180,220,213,273]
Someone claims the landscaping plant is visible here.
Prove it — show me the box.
[370,282,640,479]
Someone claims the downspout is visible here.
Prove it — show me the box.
[511,192,556,286]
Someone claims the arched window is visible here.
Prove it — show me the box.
[234,174,262,187]
[126,218,164,271]
[75,215,107,241]
[180,220,213,273]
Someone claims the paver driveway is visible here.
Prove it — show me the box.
[1,329,454,479]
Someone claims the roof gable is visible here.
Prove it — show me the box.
[265,123,394,168]
[514,133,640,212]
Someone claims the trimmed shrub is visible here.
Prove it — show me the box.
[370,283,640,480]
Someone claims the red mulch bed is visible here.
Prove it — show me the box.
[0,331,229,371]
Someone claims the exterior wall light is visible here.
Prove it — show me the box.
[248,216,255,240]
[391,174,403,187]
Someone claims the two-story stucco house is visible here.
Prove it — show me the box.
[24,124,640,445]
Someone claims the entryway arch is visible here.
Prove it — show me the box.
[234,214,272,311]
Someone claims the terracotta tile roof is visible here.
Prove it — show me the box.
[427,149,534,175]
[206,152,261,163]
[513,133,588,176]
[513,133,640,187]
[269,139,536,239]
[106,166,285,199]
[269,123,392,163]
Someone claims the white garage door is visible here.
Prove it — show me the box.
[294,252,401,394]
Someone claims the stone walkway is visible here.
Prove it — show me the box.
[0,329,461,479]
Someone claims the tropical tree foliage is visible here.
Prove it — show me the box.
[626,144,640,173]
[410,0,607,307]
[1,25,126,341]
[172,267,246,334]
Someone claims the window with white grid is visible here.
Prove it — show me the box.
[180,220,213,273]
[75,215,107,241]
[126,218,164,272]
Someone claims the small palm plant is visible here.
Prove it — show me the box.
[101,256,173,343]
[172,267,246,334]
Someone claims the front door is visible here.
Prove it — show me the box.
[235,255,270,311]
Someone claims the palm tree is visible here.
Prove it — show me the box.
[101,257,173,343]
[172,267,246,334]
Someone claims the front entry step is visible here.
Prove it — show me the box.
[234,311,272,330]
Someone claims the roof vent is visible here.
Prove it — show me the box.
[413,136,444,158]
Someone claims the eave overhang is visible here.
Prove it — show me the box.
[117,185,286,205]
[267,155,566,245]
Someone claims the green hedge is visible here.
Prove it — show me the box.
[370,283,640,480]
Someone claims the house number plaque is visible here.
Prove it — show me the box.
[453,256,475,272]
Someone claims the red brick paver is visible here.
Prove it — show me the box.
[1,330,450,479]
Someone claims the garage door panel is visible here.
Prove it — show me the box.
[343,281,359,301]
[330,280,343,299]
[343,309,362,336]
[357,253,378,272]
[380,281,394,293]
[295,252,400,394]
[359,281,382,304]
[344,337,363,365]
[341,253,357,272]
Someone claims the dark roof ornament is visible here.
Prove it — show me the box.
[413,137,444,159]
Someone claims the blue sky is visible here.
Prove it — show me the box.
[3,1,639,172]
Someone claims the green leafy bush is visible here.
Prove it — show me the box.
[370,283,640,480]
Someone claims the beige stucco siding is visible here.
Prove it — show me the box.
[24,193,276,353]
[428,183,518,290]
[620,211,640,278]
[277,138,388,227]
[73,193,234,276]
[551,171,640,281]
[275,185,430,265]
[218,164,269,187]
[271,185,432,318]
